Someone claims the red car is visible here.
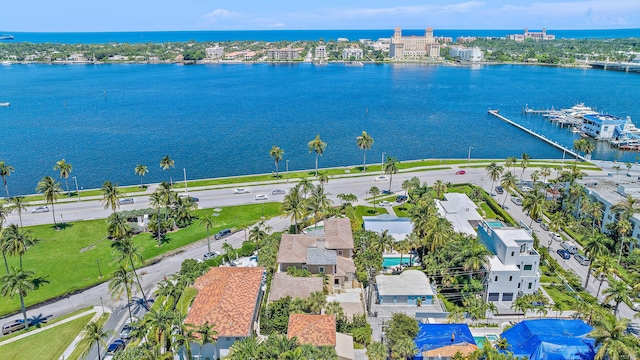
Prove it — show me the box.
[455,170,466,175]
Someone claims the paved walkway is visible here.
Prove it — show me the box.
[0,306,105,347]
[58,308,107,360]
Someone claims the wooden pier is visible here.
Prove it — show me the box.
[488,109,587,161]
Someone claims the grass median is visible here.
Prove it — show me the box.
[0,203,282,316]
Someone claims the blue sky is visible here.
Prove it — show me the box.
[2,0,639,32]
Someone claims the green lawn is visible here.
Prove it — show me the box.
[0,313,95,360]
[0,203,282,316]
[544,285,579,308]
[67,313,109,360]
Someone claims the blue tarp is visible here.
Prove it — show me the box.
[413,323,476,360]
[500,319,596,360]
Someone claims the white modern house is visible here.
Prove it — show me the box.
[362,214,413,241]
[477,221,540,304]
[435,193,483,237]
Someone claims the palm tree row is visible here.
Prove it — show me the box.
[280,182,334,233]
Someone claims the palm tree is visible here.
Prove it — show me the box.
[113,238,149,308]
[8,196,27,228]
[160,155,175,184]
[281,185,305,233]
[200,217,215,255]
[500,171,517,207]
[552,302,566,318]
[395,240,412,267]
[0,160,15,198]
[603,277,633,315]
[369,186,381,211]
[135,164,149,188]
[307,185,333,229]
[455,238,490,279]
[308,134,327,177]
[36,176,61,226]
[426,216,453,252]
[0,267,39,330]
[143,307,175,352]
[495,337,510,350]
[77,320,113,360]
[391,336,418,360]
[591,315,640,360]
[318,171,330,189]
[356,131,374,172]
[269,145,285,178]
[106,212,131,240]
[109,265,135,323]
[520,153,530,180]
[228,336,260,360]
[101,181,120,213]
[1,224,39,268]
[307,291,326,314]
[53,159,73,197]
[485,162,504,195]
[582,233,611,287]
[153,182,176,221]
[522,191,546,226]
[592,256,619,298]
[367,341,388,360]
[190,321,218,359]
[432,180,447,199]
[383,156,399,192]
[540,166,551,183]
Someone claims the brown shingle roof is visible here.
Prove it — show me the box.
[267,273,324,302]
[323,218,354,251]
[276,234,317,264]
[184,267,263,337]
[335,256,356,277]
[287,314,336,346]
[422,343,478,358]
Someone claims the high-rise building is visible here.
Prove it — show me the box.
[389,27,441,59]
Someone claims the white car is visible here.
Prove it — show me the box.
[379,200,392,206]
[375,175,388,182]
[255,194,268,201]
[31,206,50,213]
[550,232,562,242]
[233,188,250,194]
[633,302,640,311]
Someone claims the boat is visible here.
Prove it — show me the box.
[0,102,9,107]
[570,127,581,133]
[0,34,14,41]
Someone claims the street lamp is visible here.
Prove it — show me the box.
[467,146,474,169]
[72,176,80,202]
[183,168,188,193]
[381,152,386,174]
[96,259,102,278]
[286,160,289,183]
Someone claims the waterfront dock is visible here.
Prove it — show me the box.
[488,110,587,161]
[589,61,640,73]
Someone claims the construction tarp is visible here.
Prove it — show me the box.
[413,323,476,360]
[500,319,596,360]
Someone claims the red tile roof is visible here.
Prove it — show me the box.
[184,267,263,337]
[287,314,336,346]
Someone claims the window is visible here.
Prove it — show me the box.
[302,266,308,271]
[488,293,499,301]
[528,282,533,289]
[338,250,343,256]
[511,251,514,257]
[319,266,325,274]
[509,276,513,281]
[520,244,527,253]
[518,283,521,288]
[494,276,498,282]
[524,265,533,271]
[334,278,340,285]
[502,293,514,301]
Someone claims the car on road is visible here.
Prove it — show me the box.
[271,189,286,195]
[550,232,562,241]
[531,301,546,307]
[495,186,504,194]
[556,249,571,260]
[379,201,392,206]
[375,175,388,182]
[633,302,640,311]
[574,253,590,266]
[31,206,50,213]
[233,188,250,194]
[214,229,232,240]
[255,194,268,201]
[2,319,29,335]
[455,170,466,175]
[118,198,134,205]
[510,197,523,206]
[520,185,533,192]
[106,340,126,355]
[396,195,408,202]
[120,324,134,339]
[203,251,221,260]
[178,193,199,202]
[540,223,549,231]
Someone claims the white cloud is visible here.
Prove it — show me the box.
[268,22,287,28]
[204,9,235,19]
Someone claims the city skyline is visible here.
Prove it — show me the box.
[2,0,640,32]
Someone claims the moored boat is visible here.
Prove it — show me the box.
[0,34,14,41]
[0,102,10,107]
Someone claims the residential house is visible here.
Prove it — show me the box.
[342,47,363,60]
[414,323,478,360]
[287,314,355,360]
[436,193,483,237]
[362,214,413,241]
[205,46,224,59]
[182,267,264,359]
[478,221,541,304]
[315,45,327,60]
[267,273,324,302]
[375,270,435,305]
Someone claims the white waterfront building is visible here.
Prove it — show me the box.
[342,47,364,60]
[205,46,224,59]
[478,221,541,304]
[449,46,484,62]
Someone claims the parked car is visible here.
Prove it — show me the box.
[510,197,523,206]
[455,170,466,175]
[633,302,640,311]
[375,175,388,182]
[233,188,250,194]
[574,253,590,266]
[495,186,504,194]
[120,324,134,339]
[550,232,562,242]
[379,201,392,206]
[396,195,408,202]
[106,340,126,355]
[556,249,571,260]
[540,223,549,231]
[178,193,199,202]
[118,198,134,205]
[521,186,533,192]
[2,319,28,335]
[31,206,50,213]
[214,229,232,240]
[255,194,268,201]
[271,189,286,195]
[203,251,221,260]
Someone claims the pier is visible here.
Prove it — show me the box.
[488,110,587,161]
[588,61,640,73]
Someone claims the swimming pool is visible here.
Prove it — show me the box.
[487,221,504,228]
[473,336,488,349]
[382,256,416,268]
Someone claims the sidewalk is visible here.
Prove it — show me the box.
[58,308,108,360]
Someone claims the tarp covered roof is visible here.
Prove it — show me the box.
[500,319,596,360]
[413,323,476,360]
